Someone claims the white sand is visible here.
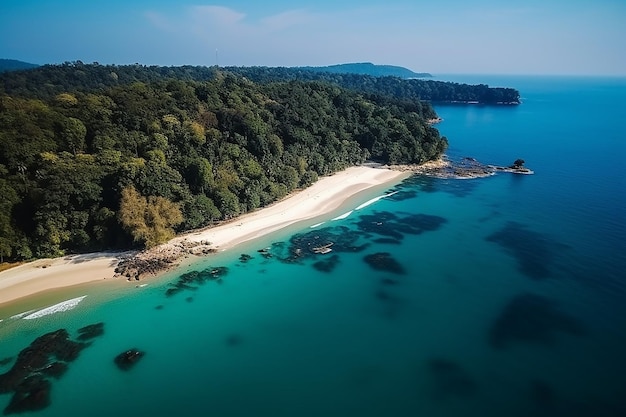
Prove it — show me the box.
[0,253,122,305]
[0,165,407,306]
[172,166,407,250]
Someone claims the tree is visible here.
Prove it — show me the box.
[118,186,183,248]
[511,159,525,168]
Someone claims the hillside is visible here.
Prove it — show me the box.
[298,62,432,78]
[0,59,39,73]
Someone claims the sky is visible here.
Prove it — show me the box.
[1,0,625,76]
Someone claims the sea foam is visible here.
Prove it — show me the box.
[354,191,398,211]
[22,296,87,320]
[10,309,36,319]
[331,210,353,221]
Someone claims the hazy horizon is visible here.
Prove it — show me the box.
[1,0,625,77]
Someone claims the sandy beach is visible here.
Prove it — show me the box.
[0,165,408,307]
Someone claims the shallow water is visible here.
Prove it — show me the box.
[1,75,625,416]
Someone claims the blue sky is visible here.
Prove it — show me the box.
[1,0,625,75]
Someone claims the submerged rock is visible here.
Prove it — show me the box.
[165,266,229,297]
[39,362,69,379]
[0,326,98,414]
[114,349,145,371]
[4,375,51,414]
[77,322,105,341]
[239,253,253,262]
[363,252,406,275]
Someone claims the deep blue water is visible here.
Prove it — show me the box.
[1,75,625,417]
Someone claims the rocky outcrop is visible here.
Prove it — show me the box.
[114,240,217,281]
[114,349,145,371]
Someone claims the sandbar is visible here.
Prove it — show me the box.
[0,165,408,307]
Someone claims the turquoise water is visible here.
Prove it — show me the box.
[1,75,625,416]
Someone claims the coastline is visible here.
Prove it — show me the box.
[0,165,410,308]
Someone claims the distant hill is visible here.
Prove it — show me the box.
[0,59,39,73]
[298,62,431,79]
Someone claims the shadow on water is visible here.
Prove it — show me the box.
[489,293,585,349]
[486,221,568,280]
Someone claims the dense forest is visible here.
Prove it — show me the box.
[0,61,519,104]
[0,64,449,261]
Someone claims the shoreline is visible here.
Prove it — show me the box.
[0,165,410,308]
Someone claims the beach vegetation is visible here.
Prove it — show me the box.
[118,186,183,248]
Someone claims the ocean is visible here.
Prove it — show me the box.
[1,75,625,417]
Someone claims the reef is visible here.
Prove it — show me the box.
[165,266,229,297]
[0,325,103,414]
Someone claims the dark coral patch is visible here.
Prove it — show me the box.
[363,252,406,275]
[239,253,253,263]
[404,172,479,198]
[285,226,370,263]
[398,213,447,235]
[114,349,145,371]
[356,212,405,240]
[0,357,12,367]
[0,327,95,414]
[489,293,585,349]
[39,362,69,379]
[4,375,51,415]
[312,254,340,273]
[372,238,402,245]
[386,188,417,202]
[77,322,104,341]
[427,358,477,400]
[165,266,229,296]
[356,211,447,242]
[486,221,567,280]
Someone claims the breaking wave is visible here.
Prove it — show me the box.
[22,296,87,320]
